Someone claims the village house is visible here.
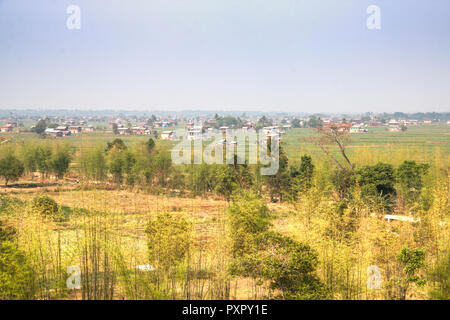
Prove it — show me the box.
[261,126,282,143]
[54,126,71,136]
[388,119,402,132]
[187,126,203,140]
[337,123,352,132]
[262,126,276,136]
[264,131,281,144]
[118,127,130,135]
[369,121,383,127]
[68,126,82,134]
[132,126,148,135]
[219,126,231,134]
[83,125,95,132]
[349,125,368,133]
[154,121,173,128]
[56,125,68,131]
[44,128,63,138]
[0,124,14,133]
[161,130,176,140]
[205,119,217,127]
[404,120,419,126]
[350,119,363,125]
[245,121,255,129]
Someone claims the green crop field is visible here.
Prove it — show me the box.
[0,123,448,301]
[283,125,449,166]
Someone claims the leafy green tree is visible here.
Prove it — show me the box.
[145,213,192,299]
[251,232,330,299]
[106,140,130,184]
[255,116,273,130]
[396,161,430,207]
[0,221,36,300]
[395,248,426,300]
[228,191,272,257]
[35,145,52,178]
[111,123,119,135]
[146,138,156,153]
[109,156,124,184]
[330,168,355,200]
[123,151,137,186]
[214,165,238,201]
[23,145,38,174]
[400,124,408,132]
[147,115,157,126]
[307,115,322,128]
[145,213,191,270]
[264,146,291,202]
[146,213,191,298]
[153,148,172,187]
[291,118,302,128]
[428,251,449,300]
[216,115,240,128]
[50,151,71,179]
[234,160,254,190]
[228,192,328,299]
[78,146,107,181]
[32,119,47,135]
[291,154,314,195]
[0,155,24,186]
[106,138,127,153]
[190,163,216,197]
[356,162,396,210]
[0,240,36,299]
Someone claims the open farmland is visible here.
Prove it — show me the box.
[0,122,448,300]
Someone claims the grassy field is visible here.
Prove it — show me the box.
[4,124,448,161]
[283,125,449,164]
[0,125,448,300]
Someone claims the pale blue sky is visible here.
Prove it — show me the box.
[0,0,449,112]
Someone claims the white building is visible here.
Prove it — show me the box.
[161,130,176,140]
[187,128,202,140]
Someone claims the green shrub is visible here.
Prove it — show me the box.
[31,196,59,218]
[0,155,24,186]
[0,222,36,299]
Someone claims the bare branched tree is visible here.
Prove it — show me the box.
[307,122,353,171]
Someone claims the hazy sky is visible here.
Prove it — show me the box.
[0,0,449,113]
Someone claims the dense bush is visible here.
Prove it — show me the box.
[0,155,24,186]
[0,221,36,299]
[146,213,191,270]
[228,191,329,299]
[31,196,59,218]
[396,161,430,207]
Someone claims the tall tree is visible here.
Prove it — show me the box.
[50,151,71,179]
[396,161,430,207]
[308,123,353,171]
[264,145,290,202]
[0,155,24,186]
